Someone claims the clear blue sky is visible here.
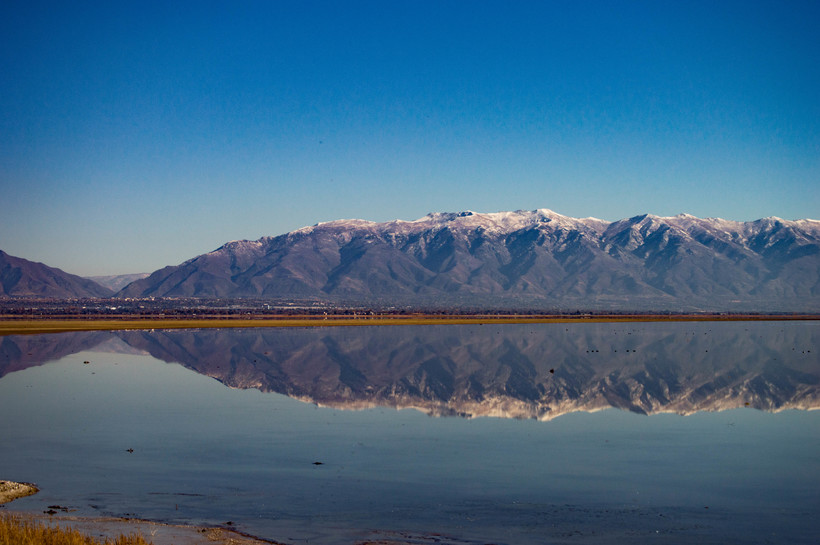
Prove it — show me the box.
[2,0,818,276]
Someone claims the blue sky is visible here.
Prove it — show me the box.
[2,1,818,276]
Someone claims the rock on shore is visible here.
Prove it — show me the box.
[0,480,38,504]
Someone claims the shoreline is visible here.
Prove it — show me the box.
[0,510,278,545]
[1,313,817,336]
[2,482,275,545]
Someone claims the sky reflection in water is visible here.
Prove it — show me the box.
[0,322,818,544]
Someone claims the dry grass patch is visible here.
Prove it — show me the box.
[0,514,153,545]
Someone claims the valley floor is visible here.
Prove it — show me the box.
[1,312,818,336]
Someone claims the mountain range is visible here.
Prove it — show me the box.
[2,209,819,311]
[118,209,819,311]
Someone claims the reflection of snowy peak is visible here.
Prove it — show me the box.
[3,324,817,421]
[115,325,819,421]
[118,210,820,311]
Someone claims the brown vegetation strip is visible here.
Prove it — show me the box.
[0,513,153,544]
[0,512,280,545]
[0,314,817,336]
[0,514,151,545]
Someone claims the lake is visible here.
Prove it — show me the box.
[1,321,818,544]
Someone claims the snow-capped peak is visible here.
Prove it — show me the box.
[268,208,818,246]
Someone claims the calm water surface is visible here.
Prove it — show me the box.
[0,321,818,544]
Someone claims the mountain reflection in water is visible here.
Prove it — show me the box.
[2,321,817,420]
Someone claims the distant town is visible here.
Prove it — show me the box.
[1,296,815,321]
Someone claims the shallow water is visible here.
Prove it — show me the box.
[0,322,818,544]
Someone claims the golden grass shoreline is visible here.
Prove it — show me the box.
[1,314,817,336]
[0,511,275,545]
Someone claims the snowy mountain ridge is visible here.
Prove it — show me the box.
[283,209,819,241]
[117,209,820,311]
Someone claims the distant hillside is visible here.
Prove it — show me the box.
[117,209,820,311]
[0,250,113,298]
[86,273,150,292]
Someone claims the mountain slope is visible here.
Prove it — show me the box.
[117,209,820,311]
[0,250,113,298]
